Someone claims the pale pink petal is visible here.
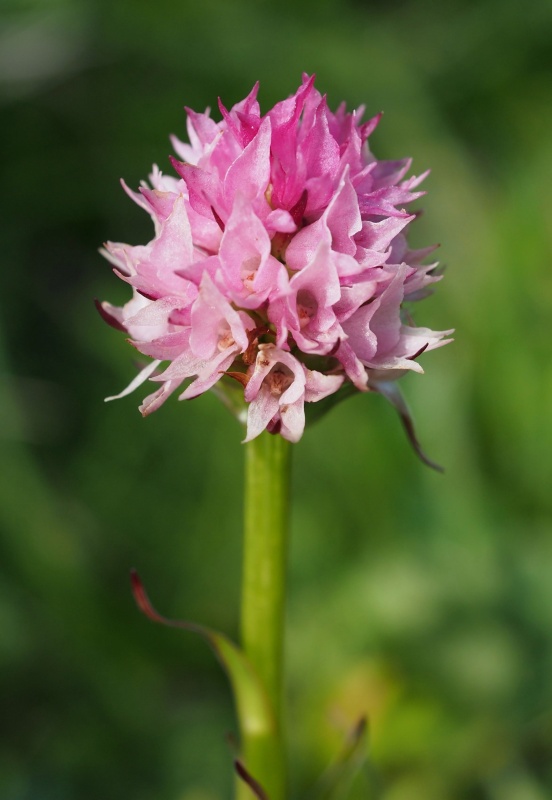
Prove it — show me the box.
[105,359,162,402]
[139,378,183,416]
[190,272,249,359]
[279,399,305,443]
[179,347,238,400]
[243,387,280,442]
[304,370,344,402]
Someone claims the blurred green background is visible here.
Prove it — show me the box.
[1,0,552,798]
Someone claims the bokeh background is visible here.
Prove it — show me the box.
[1,0,552,798]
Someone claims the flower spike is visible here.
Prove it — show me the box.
[101,77,451,455]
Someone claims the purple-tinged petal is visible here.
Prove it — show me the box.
[333,282,378,323]
[342,264,407,362]
[355,216,413,253]
[358,111,383,142]
[370,158,412,189]
[95,299,127,332]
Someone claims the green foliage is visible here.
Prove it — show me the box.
[1,0,552,798]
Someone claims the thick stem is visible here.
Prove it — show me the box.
[238,432,291,799]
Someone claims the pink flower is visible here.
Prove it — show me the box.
[101,75,451,447]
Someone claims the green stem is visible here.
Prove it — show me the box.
[239,432,291,799]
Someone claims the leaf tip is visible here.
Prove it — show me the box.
[234,759,269,800]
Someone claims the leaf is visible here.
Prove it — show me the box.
[130,571,277,747]
[373,380,444,472]
[234,759,269,800]
[311,717,375,800]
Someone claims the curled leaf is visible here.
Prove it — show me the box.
[130,571,276,747]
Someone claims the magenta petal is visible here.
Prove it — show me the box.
[224,116,271,205]
[184,106,220,148]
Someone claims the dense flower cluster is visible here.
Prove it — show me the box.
[101,75,451,443]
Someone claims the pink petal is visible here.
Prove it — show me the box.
[279,399,305,442]
[244,387,280,442]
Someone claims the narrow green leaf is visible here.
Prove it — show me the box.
[130,571,277,764]
[373,380,444,472]
[234,759,269,800]
[312,718,376,800]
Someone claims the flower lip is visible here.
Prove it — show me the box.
[296,289,317,328]
[266,365,294,397]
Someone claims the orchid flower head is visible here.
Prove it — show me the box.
[101,76,452,457]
